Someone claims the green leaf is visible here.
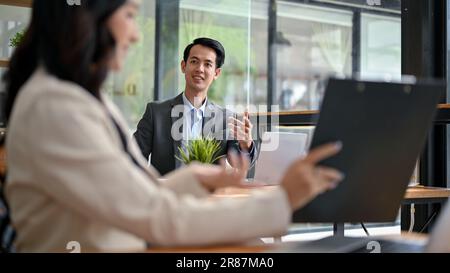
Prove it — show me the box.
[176,137,222,165]
[9,30,25,48]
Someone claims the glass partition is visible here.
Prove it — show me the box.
[103,0,156,131]
[157,0,268,112]
[0,4,30,59]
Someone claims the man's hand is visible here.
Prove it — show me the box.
[228,111,253,151]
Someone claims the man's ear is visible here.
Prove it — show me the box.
[181,60,186,73]
[214,68,222,80]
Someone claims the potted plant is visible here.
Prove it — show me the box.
[176,137,224,165]
[9,30,25,48]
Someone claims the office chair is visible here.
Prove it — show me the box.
[0,136,15,253]
[1,174,16,253]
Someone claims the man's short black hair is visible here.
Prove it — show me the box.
[183,37,225,69]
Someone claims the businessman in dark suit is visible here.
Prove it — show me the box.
[134,38,257,175]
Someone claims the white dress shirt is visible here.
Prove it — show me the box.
[182,92,207,141]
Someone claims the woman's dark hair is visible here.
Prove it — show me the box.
[183,37,225,69]
[2,0,127,123]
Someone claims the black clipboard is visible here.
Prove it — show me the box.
[293,78,444,223]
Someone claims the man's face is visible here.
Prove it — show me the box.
[181,44,221,94]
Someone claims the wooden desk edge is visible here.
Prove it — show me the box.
[215,185,450,200]
[404,186,450,199]
[146,233,428,253]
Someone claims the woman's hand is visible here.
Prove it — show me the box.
[280,142,344,210]
[192,151,250,192]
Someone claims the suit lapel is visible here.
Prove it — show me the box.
[170,93,184,169]
[203,101,229,157]
[203,101,217,139]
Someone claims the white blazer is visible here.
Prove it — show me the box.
[5,68,291,252]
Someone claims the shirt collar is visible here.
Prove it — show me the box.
[182,92,207,114]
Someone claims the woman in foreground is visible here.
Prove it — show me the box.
[3,0,343,252]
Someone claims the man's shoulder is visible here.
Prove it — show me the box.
[147,94,183,110]
[207,100,230,113]
[207,101,236,115]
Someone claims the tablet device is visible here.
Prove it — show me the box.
[293,78,444,222]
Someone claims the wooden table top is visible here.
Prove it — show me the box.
[404,185,450,200]
[147,232,427,253]
[214,185,450,200]
[147,186,438,253]
[147,242,268,253]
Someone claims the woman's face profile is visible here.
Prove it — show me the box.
[107,0,140,71]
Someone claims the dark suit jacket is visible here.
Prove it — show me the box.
[134,93,257,175]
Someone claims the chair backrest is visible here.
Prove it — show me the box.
[0,140,15,253]
[0,176,15,253]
